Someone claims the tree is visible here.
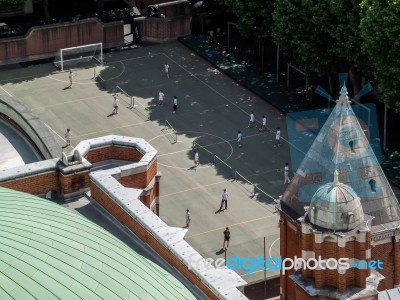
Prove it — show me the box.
[271,0,366,94]
[220,0,274,36]
[360,0,400,112]
[0,0,26,7]
[272,0,333,77]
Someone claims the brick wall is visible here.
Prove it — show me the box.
[59,170,91,195]
[118,160,157,188]
[373,242,395,290]
[0,19,123,64]
[90,182,219,300]
[284,219,300,300]
[85,146,143,163]
[138,16,191,42]
[0,171,59,195]
[281,213,381,299]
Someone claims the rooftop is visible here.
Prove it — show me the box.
[0,187,196,300]
[281,85,400,228]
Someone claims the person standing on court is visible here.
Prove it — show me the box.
[64,129,72,147]
[158,89,165,106]
[274,127,281,147]
[186,209,191,228]
[194,150,199,166]
[164,63,170,78]
[259,115,267,132]
[223,227,230,250]
[113,95,120,114]
[173,96,178,114]
[68,70,75,88]
[237,130,242,147]
[247,111,256,128]
[219,189,228,211]
[284,162,291,184]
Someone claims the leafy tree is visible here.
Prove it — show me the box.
[220,0,274,36]
[272,0,366,94]
[272,0,333,77]
[360,0,400,112]
[0,0,26,6]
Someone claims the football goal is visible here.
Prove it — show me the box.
[54,43,103,71]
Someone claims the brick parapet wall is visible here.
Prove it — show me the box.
[0,171,59,195]
[91,182,208,285]
[85,146,143,163]
[0,18,123,65]
[90,182,243,300]
[0,134,247,299]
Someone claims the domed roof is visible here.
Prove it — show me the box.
[308,171,364,231]
[0,187,196,300]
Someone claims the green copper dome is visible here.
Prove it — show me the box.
[0,187,196,300]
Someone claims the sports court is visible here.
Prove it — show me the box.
[0,42,293,284]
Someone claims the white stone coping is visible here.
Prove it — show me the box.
[88,137,248,299]
[0,158,59,181]
[91,173,248,299]
[71,135,157,164]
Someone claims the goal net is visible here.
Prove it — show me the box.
[54,43,103,71]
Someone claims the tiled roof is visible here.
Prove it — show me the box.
[378,287,400,300]
[0,187,196,300]
[281,85,400,227]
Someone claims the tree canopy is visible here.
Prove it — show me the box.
[360,0,400,111]
[224,0,400,111]
[0,0,26,6]
[220,0,273,36]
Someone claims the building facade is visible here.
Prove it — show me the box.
[277,85,400,299]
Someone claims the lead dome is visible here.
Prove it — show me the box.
[308,171,364,231]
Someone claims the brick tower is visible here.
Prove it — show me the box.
[277,84,400,299]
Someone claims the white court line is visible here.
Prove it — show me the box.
[31,94,110,111]
[269,237,280,259]
[105,52,163,64]
[44,122,73,148]
[0,86,12,96]
[156,131,269,158]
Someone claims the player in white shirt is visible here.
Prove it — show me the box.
[259,115,267,132]
[274,127,281,147]
[158,90,165,106]
[186,209,191,227]
[194,150,199,166]
[113,95,120,114]
[64,129,72,146]
[247,111,256,128]
[68,70,75,88]
[164,63,170,78]
[237,130,242,147]
[284,163,291,184]
[173,96,177,113]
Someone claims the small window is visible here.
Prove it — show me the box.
[349,140,355,154]
[369,179,376,193]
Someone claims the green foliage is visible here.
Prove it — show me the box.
[272,0,367,79]
[0,0,27,6]
[360,0,400,112]
[221,0,273,36]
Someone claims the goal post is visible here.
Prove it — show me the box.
[54,43,103,71]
